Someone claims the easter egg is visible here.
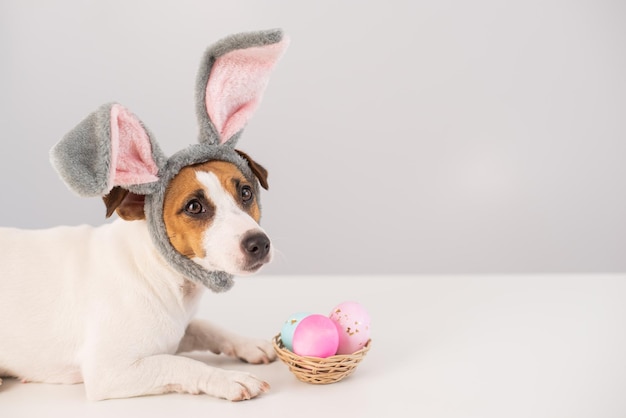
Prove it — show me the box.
[292,314,339,358]
[329,301,371,354]
[280,312,313,351]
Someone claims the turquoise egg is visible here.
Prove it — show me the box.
[280,312,313,351]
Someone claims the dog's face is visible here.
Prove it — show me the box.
[104,157,272,276]
[163,160,272,275]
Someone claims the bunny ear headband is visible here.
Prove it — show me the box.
[50,29,288,292]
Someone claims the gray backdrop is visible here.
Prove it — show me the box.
[1,0,624,275]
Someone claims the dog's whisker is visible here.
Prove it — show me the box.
[270,247,288,264]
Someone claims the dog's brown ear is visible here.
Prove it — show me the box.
[102,187,146,221]
[235,150,269,190]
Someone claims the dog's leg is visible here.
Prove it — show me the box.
[83,354,269,401]
[177,319,276,364]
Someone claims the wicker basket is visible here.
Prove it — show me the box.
[272,334,371,384]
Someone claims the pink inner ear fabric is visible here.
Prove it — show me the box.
[206,38,288,143]
[109,104,159,189]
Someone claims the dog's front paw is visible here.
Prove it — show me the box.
[206,369,270,401]
[222,337,277,364]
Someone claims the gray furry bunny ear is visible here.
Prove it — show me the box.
[195,29,289,146]
[50,103,166,197]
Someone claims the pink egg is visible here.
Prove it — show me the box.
[329,301,371,354]
[292,314,339,358]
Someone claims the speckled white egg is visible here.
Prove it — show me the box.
[329,301,371,355]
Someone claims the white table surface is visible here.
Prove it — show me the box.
[2,274,625,418]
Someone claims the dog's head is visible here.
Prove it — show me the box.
[50,29,288,292]
[103,152,272,277]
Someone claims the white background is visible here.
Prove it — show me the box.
[1,0,625,275]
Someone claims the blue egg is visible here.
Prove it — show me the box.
[280,312,313,351]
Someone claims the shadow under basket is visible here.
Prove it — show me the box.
[272,334,371,384]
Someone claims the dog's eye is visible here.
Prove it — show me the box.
[241,185,253,203]
[184,199,205,215]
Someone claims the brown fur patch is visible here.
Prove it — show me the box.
[236,149,269,190]
[163,161,262,259]
[102,187,146,220]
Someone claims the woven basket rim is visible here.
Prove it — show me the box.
[272,333,371,361]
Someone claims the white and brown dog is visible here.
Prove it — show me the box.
[0,29,288,401]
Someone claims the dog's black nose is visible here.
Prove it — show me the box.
[242,232,271,261]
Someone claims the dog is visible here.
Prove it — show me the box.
[0,29,288,401]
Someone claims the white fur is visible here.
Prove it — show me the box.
[0,176,275,401]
